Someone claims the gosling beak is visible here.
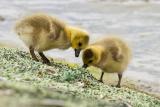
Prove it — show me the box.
[82,64,88,68]
[74,49,81,57]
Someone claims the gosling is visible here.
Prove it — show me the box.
[82,36,132,88]
[14,13,89,65]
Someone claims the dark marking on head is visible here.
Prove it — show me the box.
[84,49,93,59]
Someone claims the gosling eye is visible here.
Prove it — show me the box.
[78,42,82,47]
[88,60,93,63]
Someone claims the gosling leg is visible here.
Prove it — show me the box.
[116,73,122,88]
[29,46,39,61]
[38,52,50,65]
[99,71,104,83]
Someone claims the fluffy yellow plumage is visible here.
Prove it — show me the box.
[82,36,132,87]
[14,13,89,65]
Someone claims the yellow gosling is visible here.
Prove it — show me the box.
[82,36,132,87]
[14,13,89,65]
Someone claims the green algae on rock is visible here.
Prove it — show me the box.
[0,48,160,107]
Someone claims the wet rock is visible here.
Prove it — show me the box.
[110,102,132,107]
[0,48,159,107]
[39,99,65,107]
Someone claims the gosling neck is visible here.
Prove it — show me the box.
[92,45,104,63]
[65,26,72,43]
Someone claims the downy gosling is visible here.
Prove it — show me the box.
[14,13,89,65]
[82,36,132,88]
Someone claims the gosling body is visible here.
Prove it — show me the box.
[82,36,132,87]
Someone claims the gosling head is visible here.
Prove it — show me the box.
[82,47,102,68]
[69,27,89,57]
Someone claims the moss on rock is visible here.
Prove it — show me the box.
[0,48,159,107]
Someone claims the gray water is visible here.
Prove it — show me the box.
[0,0,160,90]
